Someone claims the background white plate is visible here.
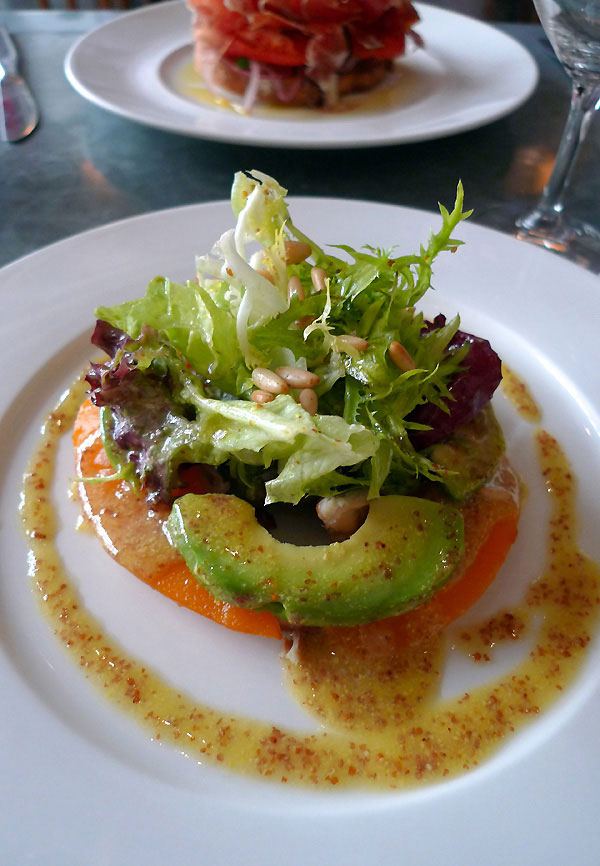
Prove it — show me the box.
[65,1,538,147]
[1,198,600,865]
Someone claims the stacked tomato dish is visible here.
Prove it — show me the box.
[188,0,421,110]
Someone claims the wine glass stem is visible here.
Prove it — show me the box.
[535,81,600,220]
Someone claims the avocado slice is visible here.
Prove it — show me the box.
[166,494,464,627]
[428,405,505,501]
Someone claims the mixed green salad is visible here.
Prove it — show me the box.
[87,170,501,511]
[85,171,505,625]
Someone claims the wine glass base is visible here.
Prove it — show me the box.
[515,209,600,273]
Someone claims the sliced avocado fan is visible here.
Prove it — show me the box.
[166,494,464,627]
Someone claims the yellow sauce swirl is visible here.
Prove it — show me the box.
[20,381,600,788]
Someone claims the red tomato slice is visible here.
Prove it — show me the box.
[191,0,277,36]
[192,0,419,65]
[225,30,308,66]
[264,0,413,26]
[350,7,418,60]
[190,0,244,32]
[265,0,363,25]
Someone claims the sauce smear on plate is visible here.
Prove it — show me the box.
[172,60,422,118]
[20,381,600,788]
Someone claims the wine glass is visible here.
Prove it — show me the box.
[516,0,600,268]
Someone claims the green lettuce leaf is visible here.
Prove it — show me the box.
[96,277,245,395]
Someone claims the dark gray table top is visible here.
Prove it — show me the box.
[1,8,598,270]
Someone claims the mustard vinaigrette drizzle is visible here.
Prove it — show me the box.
[173,61,418,118]
[20,381,600,788]
[501,364,542,424]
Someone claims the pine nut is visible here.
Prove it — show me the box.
[275,366,320,388]
[285,240,312,264]
[251,368,289,395]
[311,267,327,293]
[338,334,369,352]
[294,315,316,330]
[287,275,305,302]
[316,491,369,535]
[299,388,318,415]
[389,340,416,372]
[251,390,274,404]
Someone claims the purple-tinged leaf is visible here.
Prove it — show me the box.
[409,315,502,449]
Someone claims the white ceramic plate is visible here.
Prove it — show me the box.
[2,199,600,866]
[65,1,538,147]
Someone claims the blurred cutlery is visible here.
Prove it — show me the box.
[0,27,39,143]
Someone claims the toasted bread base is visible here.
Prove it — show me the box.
[203,56,393,108]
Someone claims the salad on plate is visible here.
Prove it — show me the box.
[77,169,516,641]
[23,170,600,789]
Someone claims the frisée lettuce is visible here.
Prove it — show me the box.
[87,170,502,508]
